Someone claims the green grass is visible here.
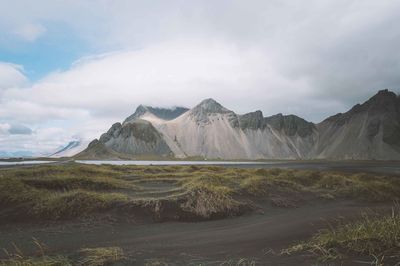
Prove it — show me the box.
[1,163,400,222]
[282,207,400,264]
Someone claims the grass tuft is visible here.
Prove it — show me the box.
[282,206,400,264]
[0,243,125,266]
[181,186,241,219]
[78,247,124,266]
[0,241,71,266]
[0,255,72,266]
[219,258,257,265]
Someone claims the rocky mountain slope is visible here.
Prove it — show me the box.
[77,119,173,159]
[311,89,400,160]
[77,89,400,160]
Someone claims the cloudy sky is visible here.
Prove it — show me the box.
[0,0,399,155]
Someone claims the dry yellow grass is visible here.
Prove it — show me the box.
[1,163,399,221]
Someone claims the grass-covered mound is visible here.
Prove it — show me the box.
[0,164,132,221]
[282,207,400,265]
[1,163,399,222]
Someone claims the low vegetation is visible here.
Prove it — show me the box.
[0,242,257,266]
[219,258,257,265]
[1,163,399,265]
[0,163,400,222]
[0,166,132,220]
[0,255,71,266]
[282,207,400,265]
[0,245,125,266]
[78,247,125,266]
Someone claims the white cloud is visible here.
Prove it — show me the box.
[0,40,307,153]
[0,62,28,89]
[0,126,69,155]
[2,39,314,121]
[0,123,11,135]
[14,23,46,42]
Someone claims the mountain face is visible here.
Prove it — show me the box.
[265,113,315,138]
[76,105,190,159]
[77,120,173,159]
[311,89,400,160]
[78,89,400,160]
[124,105,189,124]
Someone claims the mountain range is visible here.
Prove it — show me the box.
[76,89,400,160]
[50,140,90,158]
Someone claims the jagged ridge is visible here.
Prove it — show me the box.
[78,90,400,160]
[124,105,189,124]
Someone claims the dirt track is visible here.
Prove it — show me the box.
[0,200,391,265]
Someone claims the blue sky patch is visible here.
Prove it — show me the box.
[0,22,92,81]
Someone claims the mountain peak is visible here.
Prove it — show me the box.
[123,105,149,123]
[374,89,397,98]
[365,89,398,106]
[322,89,399,126]
[136,104,148,111]
[124,105,189,124]
[193,98,229,114]
[351,89,398,114]
[189,98,237,125]
[200,98,219,104]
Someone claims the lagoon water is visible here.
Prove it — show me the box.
[75,160,266,166]
[0,160,54,166]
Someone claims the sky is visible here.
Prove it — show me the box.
[0,0,400,155]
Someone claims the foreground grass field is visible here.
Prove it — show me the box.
[1,163,400,265]
[1,163,400,222]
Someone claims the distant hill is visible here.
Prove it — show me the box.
[51,140,89,158]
